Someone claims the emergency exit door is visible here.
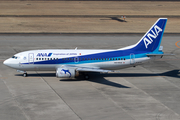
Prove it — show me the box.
[130,53,135,65]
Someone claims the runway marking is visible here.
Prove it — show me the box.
[36,71,82,120]
[89,73,180,119]
[88,79,135,120]
[175,40,180,48]
[0,73,31,120]
[25,77,40,79]
[122,76,180,118]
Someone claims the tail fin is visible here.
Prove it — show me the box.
[134,18,167,53]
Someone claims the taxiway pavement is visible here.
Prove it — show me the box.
[0,35,180,120]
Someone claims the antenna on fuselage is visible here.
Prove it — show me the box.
[75,47,78,50]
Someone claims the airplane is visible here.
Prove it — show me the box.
[3,18,168,79]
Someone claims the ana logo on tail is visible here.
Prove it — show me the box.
[143,25,162,49]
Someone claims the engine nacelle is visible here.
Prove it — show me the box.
[56,68,78,78]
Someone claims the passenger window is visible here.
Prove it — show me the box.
[36,58,38,60]
[121,58,123,60]
[39,58,41,60]
[124,58,126,60]
[50,58,52,60]
[62,58,64,60]
[79,58,81,61]
[42,58,44,60]
[47,58,49,60]
[118,58,120,60]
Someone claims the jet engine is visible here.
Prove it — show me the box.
[56,67,79,78]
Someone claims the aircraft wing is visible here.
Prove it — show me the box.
[76,67,113,73]
[59,65,113,73]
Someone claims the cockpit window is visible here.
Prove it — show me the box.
[12,56,18,59]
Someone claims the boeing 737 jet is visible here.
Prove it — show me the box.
[3,18,168,79]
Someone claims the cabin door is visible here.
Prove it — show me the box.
[28,53,34,64]
[130,53,135,65]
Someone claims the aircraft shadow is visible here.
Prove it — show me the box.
[15,69,179,88]
[60,73,130,88]
[100,17,126,22]
[15,73,56,77]
[103,69,180,79]
[87,73,130,88]
[60,69,180,88]
[110,17,127,22]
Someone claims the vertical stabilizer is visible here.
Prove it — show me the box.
[133,18,167,53]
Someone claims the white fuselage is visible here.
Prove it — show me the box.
[3,49,152,71]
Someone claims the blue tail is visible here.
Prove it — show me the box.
[133,18,167,53]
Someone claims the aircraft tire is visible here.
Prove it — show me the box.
[84,75,89,80]
[23,73,27,77]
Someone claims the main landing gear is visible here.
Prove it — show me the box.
[23,73,28,77]
[84,74,89,80]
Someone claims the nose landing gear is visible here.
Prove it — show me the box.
[17,70,27,77]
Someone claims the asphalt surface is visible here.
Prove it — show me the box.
[0,35,180,120]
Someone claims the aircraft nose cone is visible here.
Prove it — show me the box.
[3,60,7,65]
[3,59,18,69]
[3,59,10,66]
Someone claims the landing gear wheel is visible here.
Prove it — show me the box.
[23,73,27,77]
[84,74,89,80]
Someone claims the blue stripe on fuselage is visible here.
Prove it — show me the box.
[23,48,149,65]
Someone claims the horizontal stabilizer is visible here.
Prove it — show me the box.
[147,54,174,56]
